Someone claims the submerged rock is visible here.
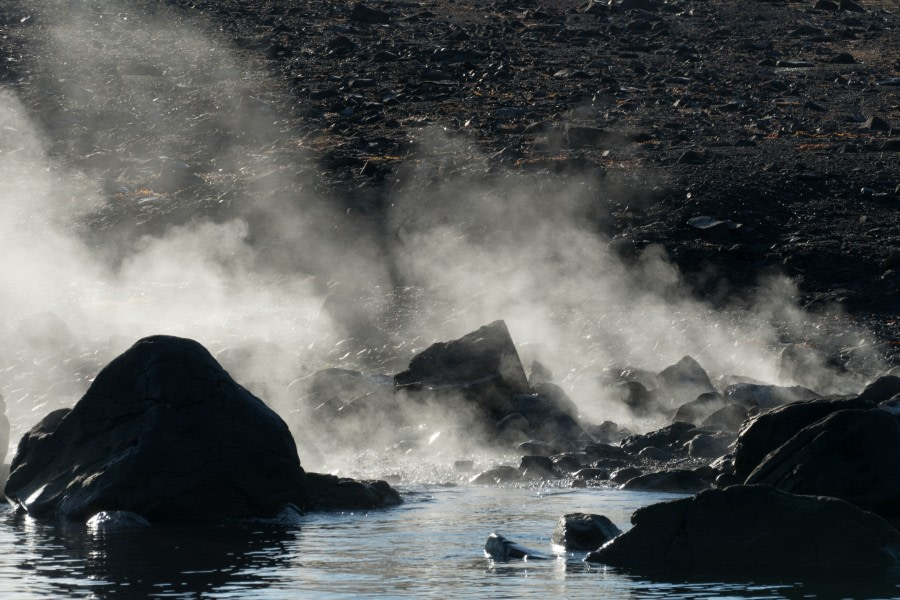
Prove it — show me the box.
[587,485,900,573]
[5,336,307,521]
[552,513,621,551]
[485,532,550,560]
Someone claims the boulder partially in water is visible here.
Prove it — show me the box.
[4,336,306,521]
[587,485,900,573]
[746,409,900,525]
[552,513,621,551]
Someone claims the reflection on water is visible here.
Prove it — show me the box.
[1,487,899,598]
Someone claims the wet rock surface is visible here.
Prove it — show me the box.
[552,512,622,551]
[587,485,900,573]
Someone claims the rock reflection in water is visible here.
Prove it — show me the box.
[11,509,300,598]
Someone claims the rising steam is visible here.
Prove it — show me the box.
[0,0,883,469]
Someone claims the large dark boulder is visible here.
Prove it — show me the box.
[621,421,696,455]
[587,485,900,573]
[304,473,401,511]
[672,393,726,425]
[4,336,307,521]
[732,396,874,481]
[621,469,712,493]
[746,409,900,524]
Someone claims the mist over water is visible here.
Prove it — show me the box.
[0,0,885,464]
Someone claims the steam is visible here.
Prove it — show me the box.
[0,0,884,471]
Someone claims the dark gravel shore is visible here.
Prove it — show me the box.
[1,0,898,355]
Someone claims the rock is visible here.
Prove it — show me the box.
[394,321,530,420]
[5,336,306,521]
[775,59,815,68]
[732,396,874,481]
[657,356,716,405]
[552,513,621,551]
[484,533,550,560]
[351,3,391,24]
[304,473,401,510]
[613,380,657,415]
[519,455,558,479]
[839,0,865,12]
[684,433,729,459]
[859,376,900,404]
[676,149,706,165]
[527,360,553,385]
[746,409,900,524]
[700,404,749,432]
[610,466,643,484]
[621,421,696,454]
[621,469,712,493]
[572,468,609,485]
[637,446,673,461]
[587,485,900,572]
[724,383,819,410]
[828,52,856,64]
[672,393,727,425]
[859,116,892,131]
[516,440,558,456]
[470,466,522,486]
[584,442,629,461]
[552,453,585,474]
[506,392,587,442]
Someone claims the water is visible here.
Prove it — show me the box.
[2,485,899,599]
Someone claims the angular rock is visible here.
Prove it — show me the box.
[746,409,900,524]
[732,396,874,481]
[657,356,715,405]
[621,421,696,454]
[5,336,306,521]
[552,513,621,551]
[672,393,727,425]
[859,376,900,404]
[701,403,749,433]
[587,485,900,572]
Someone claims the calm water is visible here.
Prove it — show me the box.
[1,485,899,599]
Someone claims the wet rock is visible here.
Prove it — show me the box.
[839,0,865,12]
[732,396,874,481]
[584,442,629,461]
[724,383,819,410]
[304,473,401,510]
[828,52,856,64]
[657,356,716,405]
[552,453,585,474]
[610,466,643,484]
[746,409,900,524]
[552,513,621,551]
[613,380,657,415]
[5,336,307,521]
[470,466,522,486]
[637,446,673,461]
[519,455,558,479]
[572,468,609,486]
[484,533,550,560]
[621,421,696,455]
[621,469,712,493]
[587,485,900,572]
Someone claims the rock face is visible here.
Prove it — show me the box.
[731,397,874,481]
[587,485,900,572]
[5,336,307,521]
[552,513,622,551]
[746,409,900,524]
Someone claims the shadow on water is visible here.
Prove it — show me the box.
[6,508,301,598]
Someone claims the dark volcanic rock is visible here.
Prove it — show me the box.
[732,396,874,481]
[672,393,727,425]
[746,409,900,524]
[621,421,696,455]
[304,473,401,511]
[5,336,306,521]
[701,403,749,433]
[657,356,715,405]
[552,513,622,551]
[394,320,529,397]
[586,485,900,572]
[484,532,550,561]
[724,383,819,410]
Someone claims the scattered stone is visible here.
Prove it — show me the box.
[551,513,622,551]
[587,485,900,572]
